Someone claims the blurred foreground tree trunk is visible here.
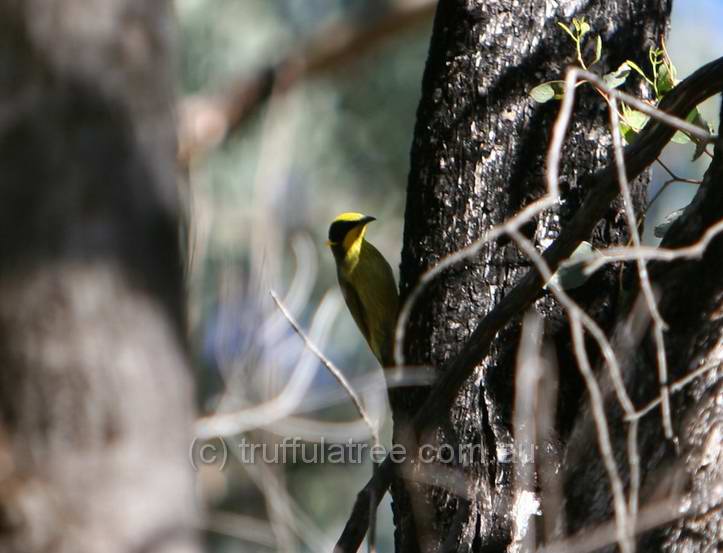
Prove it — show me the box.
[0,1,200,552]
[393,1,719,552]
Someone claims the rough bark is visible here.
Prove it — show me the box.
[0,1,200,552]
[396,1,670,552]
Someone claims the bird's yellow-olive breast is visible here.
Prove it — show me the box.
[326,212,398,368]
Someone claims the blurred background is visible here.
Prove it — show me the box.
[176,1,723,551]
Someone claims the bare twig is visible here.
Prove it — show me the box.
[538,495,686,553]
[270,289,385,553]
[627,362,721,421]
[241,448,336,552]
[656,158,701,186]
[269,290,380,446]
[609,95,673,442]
[642,158,701,225]
[195,291,341,439]
[334,458,394,553]
[512,311,544,552]
[203,511,277,548]
[508,229,633,553]
[627,419,641,522]
[584,217,723,273]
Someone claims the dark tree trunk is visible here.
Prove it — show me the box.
[395,1,672,552]
[0,2,200,552]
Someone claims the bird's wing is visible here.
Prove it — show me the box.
[362,242,399,366]
[340,279,372,348]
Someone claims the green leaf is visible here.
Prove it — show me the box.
[619,105,648,144]
[656,63,676,96]
[545,242,597,291]
[530,83,554,103]
[572,19,590,38]
[691,109,712,160]
[623,108,649,132]
[603,62,631,89]
[624,60,649,81]
[620,121,636,144]
[671,108,714,157]
[664,57,677,83]
[670,131,691,144]
[592,35,602,65]
[557,21,576,41]
[529,81,566,103]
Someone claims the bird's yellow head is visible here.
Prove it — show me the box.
[326,212,376,261]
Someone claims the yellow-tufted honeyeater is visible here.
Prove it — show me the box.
[327,212,399,367]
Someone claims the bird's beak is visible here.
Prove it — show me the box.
[325,240,333,247]
[359,215,376,226]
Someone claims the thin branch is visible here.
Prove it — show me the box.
[656,158,700,186]
[626,362,721,421]
[203,511,277,548]
[609,96,673,441]
[270,290,384,553]
[584,217,723,273]
[195,291,341,439]
[511,311,544,551]
[644,158,701,224]
[538,495,687,553]
[241,447,336,552]
[508,229,633,553]
[269,290,380,446]
[334,458,394,553]
[627,419,641,522]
